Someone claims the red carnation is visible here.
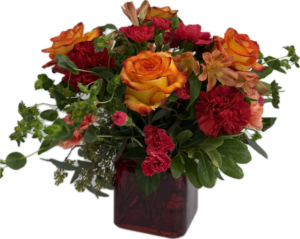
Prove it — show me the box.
[144,125,174,155]
[141,154,171,176]
[63,41,117,92]
[127,25,154,42]
[113,111,127,126]
[195,85,251,137]
[176,83,190,100]
[119,26,131,36]
[164,24,212,48]
[151,17,171,31]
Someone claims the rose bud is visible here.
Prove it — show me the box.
[113,111,132,126]
[255,82,269,95]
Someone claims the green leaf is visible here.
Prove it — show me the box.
[78,149,86,157]
[100,23,118,32]
[53,90,66,111]
[246,138,268,159]
[40,110,58,121]
[168,91,180,102]
[106,75,121,94]
[187,73,202,109]
[218,139,251,164]
[262,117,277,132]
[54,54,79,75]
[86,184,109,198]
[114,139,128,162]
[188,148,195,158]
[83,125,98,143]
[252,67,273,80]
[44,119,74,142]
[176,130,193,147]
[70,168,82,184]
[77,160,93,168]
[41,158,76,171]
[182,131,207,148]
[171,153,185,178]
[183,154,202,188]
[135,159,160,195]
[264,56,286,74]
[160,171,167,179]
[271,80,282,109]
[196,151,217,188]
[162,43,170,51]
[35,74,54,90]
[220,157,244,179]
[38,140,59,155]
[0,168,4,179]
[152,108,170,122]
[94,71,115,80]
[283,45,296,57]
[90,67,110,73]
[205,149,222,168]
[199,137,224,152]
[123,147,148,158]
[6,152,26,170]
[281,59,291,70]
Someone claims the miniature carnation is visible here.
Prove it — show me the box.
[141,154,171,176]
[113,111,128,126]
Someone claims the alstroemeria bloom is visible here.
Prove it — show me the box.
[121,1,139,26]
[214,28,266,72]
[172,52,200,76]
[42,22,101,68]
[235,71,259,92]
[120,50,188,116]
[199,50,239,92]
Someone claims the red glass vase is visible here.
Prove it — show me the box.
[114,157,198,238]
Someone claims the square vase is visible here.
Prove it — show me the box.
[114,157,198,238]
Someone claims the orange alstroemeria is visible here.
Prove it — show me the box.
[120,51,188,116]
[172,52,200,76]
[214,28,266,72]
[199,50,239,92]
[235,71,259,92]
[42,22,101,67]
[122,1,140,26]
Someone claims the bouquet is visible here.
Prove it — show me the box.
[1,0,299,209]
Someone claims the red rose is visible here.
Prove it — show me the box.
[63,41,117,91]
[113,111,127,126]
[195,85,251,137]
[164,24,212,48]
[141,154,171,176]
[127,25,154,42]
[144,125,174,155]
[176,83,190,100]
[151,17,171,31]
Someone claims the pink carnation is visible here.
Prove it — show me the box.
[113,111,127,126]
[80,113,98,131]
[245,89,264,131]
[63,113,97,131]
[144,125,174,155]
[141,154,171,176]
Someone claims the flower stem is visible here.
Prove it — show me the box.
[148,112,153,125]
[132,138,144,147]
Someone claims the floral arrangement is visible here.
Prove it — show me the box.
[0,0,299,198]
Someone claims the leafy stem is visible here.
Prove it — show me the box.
[261,55,287,65]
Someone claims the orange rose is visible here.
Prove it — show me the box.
[120,51,188,116]
[42,22,101,66]
[214,28,266,72]
[144,6,183,24]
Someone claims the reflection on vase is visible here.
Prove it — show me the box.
[114,157,198,238]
